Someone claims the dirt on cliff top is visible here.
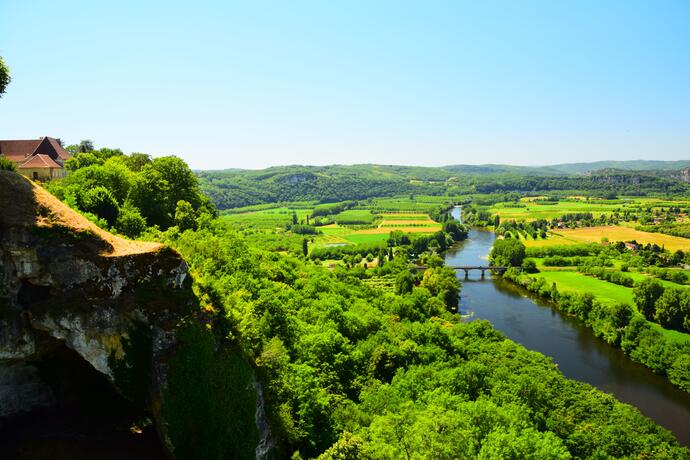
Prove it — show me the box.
[0,171,162,257]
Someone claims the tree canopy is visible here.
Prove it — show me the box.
[47,145,215,237]
[0,55,10,97]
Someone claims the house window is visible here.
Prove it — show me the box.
[33,172,39,180]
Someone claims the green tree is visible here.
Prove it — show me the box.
[174,200,198,231]
[633,279,665,320]
[62,163,133,204]
[77,139,95,153]
[395,270,415,295]
[302,238,309,257]
[78,186,119,226]
[0,55,10,97]
[490,238,526,267]
[128,156,207,229]
[521,259,538,273]
[123,152,152,172]
[478,427,570,460]
[442,220,468,241]
[115,203,147,238]
[65,152,103,171]
[668,355,690,392]
[421,266,460,309]
[654,288,684,329]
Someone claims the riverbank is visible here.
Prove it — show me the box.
[445,210,690,446]
[501,268,690,394]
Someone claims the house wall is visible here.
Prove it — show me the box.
[19,168,54,181]
[51,168,67,179]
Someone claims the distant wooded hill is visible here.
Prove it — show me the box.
[446,160,690,175]
[198,161,690,209]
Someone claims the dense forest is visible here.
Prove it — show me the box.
[199,165,690,209]
[28,147,689,458]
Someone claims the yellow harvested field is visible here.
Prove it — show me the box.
[354,226,441,235]
[526,226,690,251]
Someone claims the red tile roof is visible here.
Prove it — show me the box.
[0,137,71,163]
[0,139,42,162]
[18,154,62,169]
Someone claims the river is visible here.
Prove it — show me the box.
[445,207,690,446]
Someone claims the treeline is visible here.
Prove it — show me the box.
[579,266,635,287]
[310,242,388,262]
[634,279,690,334]
[542,255,612,267]
[199,169,446,209]
[311,201,357,217]
[638,223,690,239]
[199,165,690,210]
[471,173,689,196]
[46,145,214,237]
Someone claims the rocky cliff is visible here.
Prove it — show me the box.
[0,171,199,456]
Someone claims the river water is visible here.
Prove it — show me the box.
[445,207,690,446]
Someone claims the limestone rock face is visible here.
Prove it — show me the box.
[0,171,197,454]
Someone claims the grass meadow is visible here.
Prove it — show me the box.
[534,268,690,343]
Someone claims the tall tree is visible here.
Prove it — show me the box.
[490,239,526,267]
[633,279,664,320]
[77,139,95,153]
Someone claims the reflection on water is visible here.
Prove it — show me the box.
[446,207,690,446]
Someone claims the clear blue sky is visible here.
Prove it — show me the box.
[1,1,689,170]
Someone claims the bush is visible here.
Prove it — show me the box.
[78,186,120,226]
[116,204,147,238]
[291,224,319,235]
[0,156,16,171]
[175,200,198,232]
[521,259,538,273]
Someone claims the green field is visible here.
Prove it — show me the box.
[222,206,314,229]
[534,269,690,343]
[361,195,456,213]
[380,213,430,221]
[537,271,634,305]
[332,209,376,224]
[489,197,690,222]
[341,233,390,244]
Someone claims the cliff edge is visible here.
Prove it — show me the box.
[0,171,194,456]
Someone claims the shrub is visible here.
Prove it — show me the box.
[78,186,120,226]
[291,224,319,235]
[116,204,147,238]
[0,156,16,171]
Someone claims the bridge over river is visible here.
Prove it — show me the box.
[415,265,515,277]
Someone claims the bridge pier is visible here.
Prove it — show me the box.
[480,269,485,279]
[463,269,469,278]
